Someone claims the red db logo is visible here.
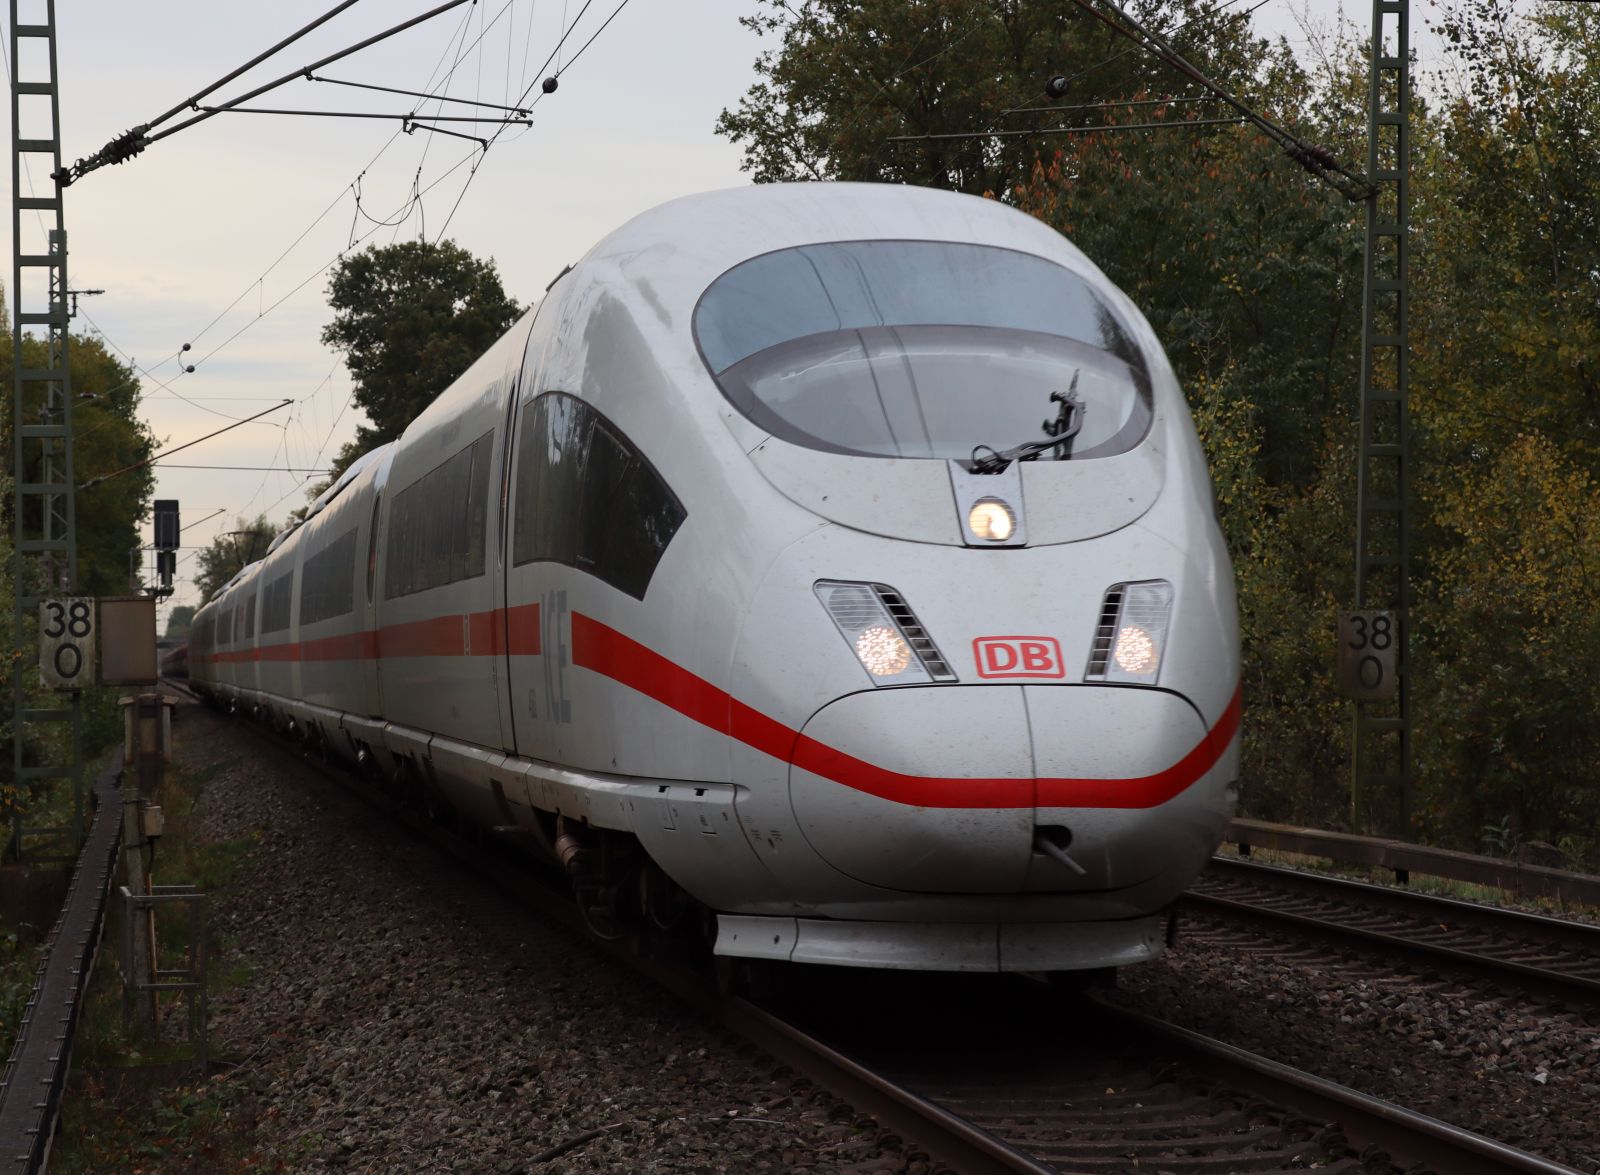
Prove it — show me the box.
[973,636,1065,679]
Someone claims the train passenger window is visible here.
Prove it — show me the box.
[693,240,1152,462]
[511,392,686,600]
[261,571,293,634]
[242,593,256,640]
[365,492,382,605]
[384,431,494,599]
[301,527,358,625]
[219,607,232,645]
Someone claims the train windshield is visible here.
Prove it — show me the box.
[694,240,1152,461]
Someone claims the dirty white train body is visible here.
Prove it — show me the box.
[189,183,1240,975]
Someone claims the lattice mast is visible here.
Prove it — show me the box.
[1351,0,1411,832]
[8,0,82,859]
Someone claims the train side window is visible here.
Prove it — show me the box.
[384,430,495,600]
[242,593,256,640]
[366,492,382,605]
[261,571,293,633]
[302,527,358,625]
[511,392,685,600]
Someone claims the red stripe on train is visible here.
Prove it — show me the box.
[569,612,1241,811]
[201,602,541,663]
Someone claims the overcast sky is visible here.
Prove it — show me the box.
[3,0,1452,626]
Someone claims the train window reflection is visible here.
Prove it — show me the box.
[301,527,358,625]
[694,241,1152,461]
[384,431,494,600]
[511,392,686,600]
[261,570,293,633]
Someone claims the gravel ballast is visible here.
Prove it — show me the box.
[169,696,1600,1173]
[1115,915,1600,1171]
[172,700,916,1174]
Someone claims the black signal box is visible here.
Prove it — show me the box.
[154,500,179,551]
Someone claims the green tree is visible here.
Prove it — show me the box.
[716,0,1271,196]
[320,240,523,481]
[1403,0,1600,859]
[1,308,156,597]
[163,605,195,640]
[193,515,275,606]
[3,305,154,840]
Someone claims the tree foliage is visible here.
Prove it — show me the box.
[716,0,1271,196]
[2,307,155,835]
[719,0,1600,865]
[193,515,275,606]
[1,313,156,597]
[164,605,195,639]
[320,240,523,482]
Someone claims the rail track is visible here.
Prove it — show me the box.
[171,683,1585,1175]
[754,963,1585,1175]
[1186,856,1600,1005]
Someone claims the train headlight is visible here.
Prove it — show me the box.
[855,625,912,676]
[1086,580,1173,684]
[815,581,958,686]
[968,498,1016,543]
[1112,625,1157,674]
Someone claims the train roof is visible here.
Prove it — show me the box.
[579,182,1103,293]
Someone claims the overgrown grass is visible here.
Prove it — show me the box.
[47,748,281,1173]
[0,927,45,1065]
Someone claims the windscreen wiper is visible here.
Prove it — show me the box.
[969,374,1085,474]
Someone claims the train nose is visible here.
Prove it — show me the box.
[789,686,1037,893]
[788,684,1230,896]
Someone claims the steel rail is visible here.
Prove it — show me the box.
[1208,855,1600,948]
[1091,998,1586,1175]
[0,749,125,1175]
[1187,858,1600,1005]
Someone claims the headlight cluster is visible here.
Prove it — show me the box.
[816,581,957,686]
[1086,580,1173,685]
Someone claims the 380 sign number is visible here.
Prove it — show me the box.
[39,597,96,690]
[1337,609,1397,701]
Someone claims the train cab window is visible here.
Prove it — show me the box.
[261,570,293,634]
[693,240,1153,462]
[512,392,685,600]
[301,527,358,625]
[384,432,494,599]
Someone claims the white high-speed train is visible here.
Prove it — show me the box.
[190,182,1240,975]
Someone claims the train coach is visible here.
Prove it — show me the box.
[190,182,1240,976]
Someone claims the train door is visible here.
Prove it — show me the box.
[360,475,385,717]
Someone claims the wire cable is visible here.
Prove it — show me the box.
[1068,0,1372,198]
[79,400,293,489]
[76,308,259,422]
[141,0,524,382]
[142,0,368,134]
[433,0,635,241]
[64,0,478,182]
